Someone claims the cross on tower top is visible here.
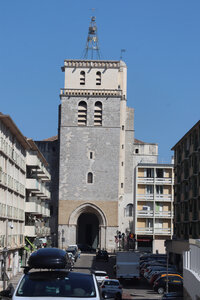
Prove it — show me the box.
[83,14,101,60]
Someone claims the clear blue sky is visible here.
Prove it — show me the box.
[0,0,200,163]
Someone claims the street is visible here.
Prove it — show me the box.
[74,253,162,300]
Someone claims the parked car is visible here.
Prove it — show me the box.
[153,275,183,294]
[96,250,109,261]
[93,270,109,284]
[100,279,122,300]
[0,248,102,300]
[149,271,182,285]
[66,246,79,261]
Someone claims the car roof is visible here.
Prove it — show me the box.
[94,270,107,274]
[103,279,119,283]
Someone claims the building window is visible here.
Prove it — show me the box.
[96,71,101,85]
[125,204,133,217]
[146,168,154,178]
[94,101,102,126]
[90,152,93,159]
[87,172,93,183]
[121,183,123,188]
[80,71,85,85]
[156,185,163,194]
[122,125,124,130]
[156,168,164,178]
[122,144,124,149]
[135,149,139,154]
[78,101,87,126]
[146,185,153,194]
[121,162,124,166]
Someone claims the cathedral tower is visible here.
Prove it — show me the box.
[58,59,134,250]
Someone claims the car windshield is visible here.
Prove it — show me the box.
[16,271,96,298]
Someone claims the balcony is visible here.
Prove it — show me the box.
[136,227,172,235]
[24,225,36,237]
[26,178,40,192]
[25,198,42,215]
[137,194,154,201]
[155,194,173,201]
[27,154,51,181]
[154,228,172,234]
[136,227,153,234]
[154,211,173,218]
[138,177,154,184]
[155,178,173,184]
[137,194,173,202]
[137,210,154,217]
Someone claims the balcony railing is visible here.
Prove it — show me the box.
[136,227,172,235]
[136,227,153,234]
[137,194,173,202]
[137,194,154,201]
[137,177,173,184]
[137,210,154,217]
[154,228,172,234]
[154,211,173,218]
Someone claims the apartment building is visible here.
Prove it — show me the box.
[0,113,29,285]
[0,113,51,288]
[134,163,174,253]
[25,139,51,249]
[166,120,200,299]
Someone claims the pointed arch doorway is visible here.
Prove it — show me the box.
[77,213,99,249]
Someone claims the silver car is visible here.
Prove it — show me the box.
[100,279,122,300]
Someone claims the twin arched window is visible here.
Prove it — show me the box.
[78,101,102,126]
[79,71,101,85]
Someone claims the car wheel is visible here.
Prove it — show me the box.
[157,287,164,294]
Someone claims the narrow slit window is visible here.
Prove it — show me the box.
[78,101,87,126]
[96,71,101,85]
[87,172,93,183]
[94,101,102,126]
[80,71,85,85]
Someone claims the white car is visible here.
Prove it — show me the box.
[93,270,109,284]
[0,248,103,300]
[100,279,122,300]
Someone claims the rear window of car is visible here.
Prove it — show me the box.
[104,281,119,286]
[95,272,107,277]
[16,271,96,297]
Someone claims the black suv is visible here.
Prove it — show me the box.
[96,250,109,261]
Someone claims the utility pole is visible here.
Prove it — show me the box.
[166,250,169,293]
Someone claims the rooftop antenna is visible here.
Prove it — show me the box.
[120,49,126,60]
[83,10,101,60]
